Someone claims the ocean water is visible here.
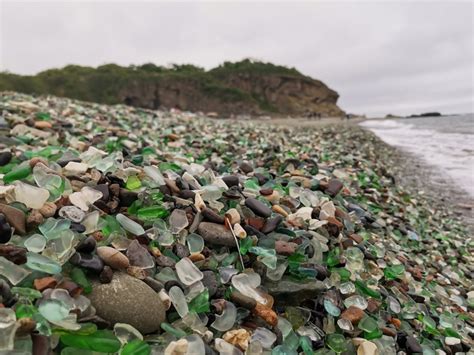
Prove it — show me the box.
[360,114,474,197]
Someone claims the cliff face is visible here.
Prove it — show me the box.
[216,73,344,117]
[118,77,261,115]
[0,61,345,117]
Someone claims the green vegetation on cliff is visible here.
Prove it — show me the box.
[0,59,343,116]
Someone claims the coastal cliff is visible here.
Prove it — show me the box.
[0,59,345,117]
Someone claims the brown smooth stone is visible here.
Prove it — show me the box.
[96,246,130,270]
[349,233,363,244]
[340,306,365,325]
[0,244,27,264]
[366,298,382,313]
[57,280,82,297]
[246,217,265,231]
[34,121,53,129]
[325,179,343,197]
[259,188,273,196]
[275,240,297,256]
[0,204,26,235]
[27,210,44,230]
[253,303,278,327]
[39,202,57,218]
[382,327,397,337]
[34,277,58,291]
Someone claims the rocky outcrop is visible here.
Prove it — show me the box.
[217,73,344,117]
[118,73,344,117]
[0,61,345,117]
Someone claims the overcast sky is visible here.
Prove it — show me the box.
[1,0,473,116]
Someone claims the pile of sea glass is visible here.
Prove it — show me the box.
[0,92,472,354]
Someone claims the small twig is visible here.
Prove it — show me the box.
[225,217,245,270]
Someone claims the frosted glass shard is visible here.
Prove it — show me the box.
[48,313,81,331]
[59,206,85,223]
[38,299,70,322]
[186,233,204,254]
[185,334,205,355]
[42,229,75,263]
[251,327,277,349]
[176,257,203,285]
[14,182,49,209]
[39,218,71,240]
[26,252,62,274]
[169,286,189,318]
[116,213,145,235]
[169,209,189,234]
[82,211,100,234]
[24,233,47,253]
[143,165,166,186]
[69,186,102,211]
[0,308,19,351]
[114,323,143,345]
[0,256,31,285]
[50,289,75,311]
[231,272,267,305]
[343,295,368,310]
[153,220,174,246]
[211,301,236,331]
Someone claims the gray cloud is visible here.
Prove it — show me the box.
[1,0,473,116]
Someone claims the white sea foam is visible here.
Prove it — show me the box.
[360,116,474,197]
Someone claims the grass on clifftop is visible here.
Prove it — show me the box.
[0,59,304,110]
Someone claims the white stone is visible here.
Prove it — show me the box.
[14,182,49,209]
[64,162,88,174]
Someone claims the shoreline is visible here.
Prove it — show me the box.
[245,116,474,233]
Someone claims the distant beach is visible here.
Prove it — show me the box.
[360,114,474,197]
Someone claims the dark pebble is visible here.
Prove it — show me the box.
[222,186,242,200]
[313,264,330,281]
[0,151,12,166]
[222,175,240,188]
[99,266,114,284]
[0,214,12,243]
[239,162,254,174]
[405,335,423,354]
[201,270,218,297]
[245,197,272,218]
[76,236,97,254]
[155,255,177,267]
[0,244,27,264]
[175,178,189,190]
[0,279,13,304]
[109,183,121,197]
[325,179,344,197]
[254,173,269,185]
[230,291,257,310]
[94,184,110,202]
[259,188,273,196]
[201,207,225,224]
[32,333,51,355]
[173,243,190,259]
[408,293,426,303]
[243,224,266,238]
[197,222,235,247]
[261,215,283,234]
[143,277,164,293]
[179,190,195,199]
[119,189,138,207]
[70,253,104,273]
[165,280,182,292]
[70,222,86,233]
